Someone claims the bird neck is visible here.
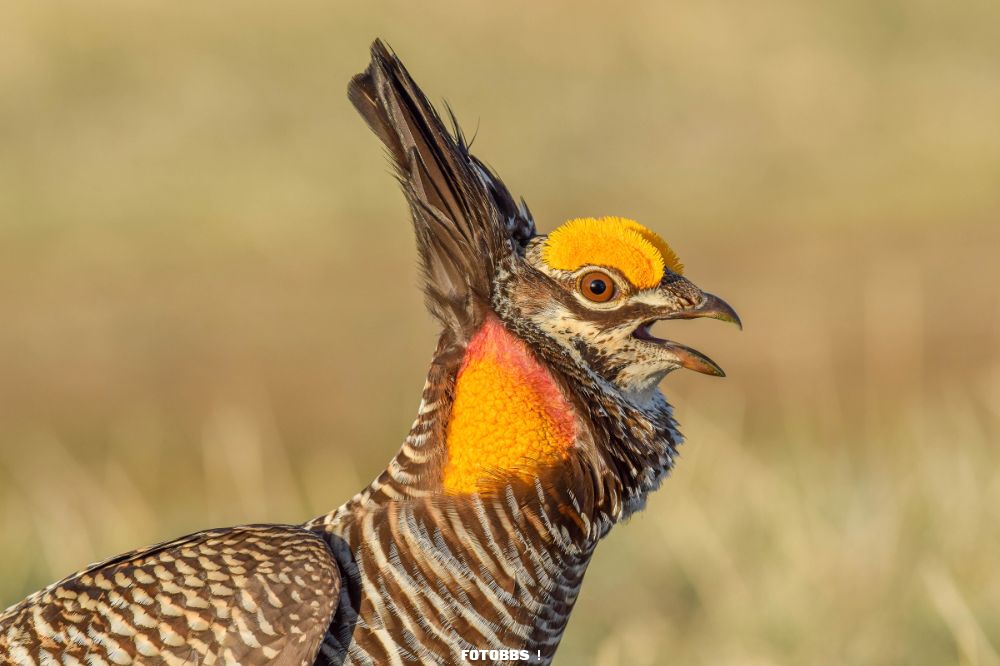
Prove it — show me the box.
[313,314,680,543]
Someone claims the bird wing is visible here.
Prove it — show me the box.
[349,39,536,341]
[0,524,341,666]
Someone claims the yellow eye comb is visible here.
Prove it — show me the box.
[541,216,684,289]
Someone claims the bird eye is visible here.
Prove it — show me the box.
[578,270,616,303]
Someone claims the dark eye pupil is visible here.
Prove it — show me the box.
[589,279,607,295]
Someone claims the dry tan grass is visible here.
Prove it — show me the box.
[1,2,999,663]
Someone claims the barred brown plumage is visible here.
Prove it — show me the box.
[1,39,739,665]
[1,526,341,664]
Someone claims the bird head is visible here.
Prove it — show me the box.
[505,216,741,396]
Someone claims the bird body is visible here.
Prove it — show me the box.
[0,40,739,665]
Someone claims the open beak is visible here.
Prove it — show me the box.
[663,292,742,329]
[632,292,741,377]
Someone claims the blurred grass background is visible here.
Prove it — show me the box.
[1,1,999,664]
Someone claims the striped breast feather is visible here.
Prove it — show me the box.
[0,525,340,666]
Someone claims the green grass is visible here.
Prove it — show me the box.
[1,2,999,663]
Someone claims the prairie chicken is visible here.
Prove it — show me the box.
[0,40,740,665]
